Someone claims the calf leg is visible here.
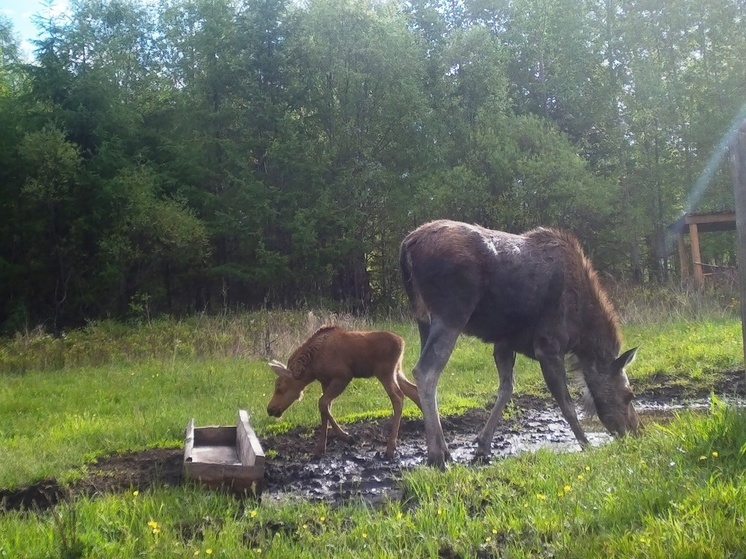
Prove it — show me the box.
[475,344,516,459]
[379,377,406,459]
[315,378,352,457]
[535,342,588,448]
[412,317,461,469]
[396,370,422,410]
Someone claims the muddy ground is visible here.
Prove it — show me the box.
[2,371,744,512]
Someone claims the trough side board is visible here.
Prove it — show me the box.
[182,410,265,496]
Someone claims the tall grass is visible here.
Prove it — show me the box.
[0,309,376,374]
[2,284,740,375]
[608,281,739,324]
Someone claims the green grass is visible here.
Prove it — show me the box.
[1,402,744,558]
[1,303,745,558]
[0,313,743,489]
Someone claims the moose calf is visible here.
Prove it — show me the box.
[266,326,422,459]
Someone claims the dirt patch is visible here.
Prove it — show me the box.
[0,449,183,512]
[3,371,744,512]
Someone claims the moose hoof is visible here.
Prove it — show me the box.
[426,451,451,470]
[472,451,491,465]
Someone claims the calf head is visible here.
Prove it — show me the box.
[582,348,641,437]
[266,360,306,417]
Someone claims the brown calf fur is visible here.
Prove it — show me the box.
[266,326,422,459]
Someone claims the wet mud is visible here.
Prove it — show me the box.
[2,372,744,512]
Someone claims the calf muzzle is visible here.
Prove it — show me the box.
[267,406,283,417]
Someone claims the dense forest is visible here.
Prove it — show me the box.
[0,0,744,332]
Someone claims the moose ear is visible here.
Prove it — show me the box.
[268,360,290,377]
[613,347,638,371]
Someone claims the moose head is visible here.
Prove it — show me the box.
[266,359,307,418]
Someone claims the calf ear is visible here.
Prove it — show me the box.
[268,360,290,377]
[613,347,638,371]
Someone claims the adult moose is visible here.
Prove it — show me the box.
[399,219,640,469]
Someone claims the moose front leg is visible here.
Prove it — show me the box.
[537,352,589,448]
[314,378,353,457]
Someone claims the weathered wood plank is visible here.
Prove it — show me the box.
[183,418,195,463]
[193,426,236,446]
[182,410,265,496]
[237,410,265,469]
[730,119,746,367]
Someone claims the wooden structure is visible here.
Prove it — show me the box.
[183,410,265,496]
[669,210,736,288]
[731,119,746,366]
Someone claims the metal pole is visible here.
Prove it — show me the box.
[730,119,746,367]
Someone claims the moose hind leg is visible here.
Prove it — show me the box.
[475,345,516,459]
[416,319,431,358]
[380,377,406,459]
[412,318,461,469]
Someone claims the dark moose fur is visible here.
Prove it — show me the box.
[400,219,640,468]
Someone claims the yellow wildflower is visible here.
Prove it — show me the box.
[712,451,719,458]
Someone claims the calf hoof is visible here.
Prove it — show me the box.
[339,433,355,444]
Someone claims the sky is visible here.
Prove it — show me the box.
[0,0,69,60]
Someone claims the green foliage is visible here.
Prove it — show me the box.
[1,0,745,329]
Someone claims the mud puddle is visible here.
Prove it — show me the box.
[2,379,744,512]
[260,397,708,505]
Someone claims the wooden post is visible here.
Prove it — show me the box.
[677,233,689,283]
[689,222,704,288]
[731,118,746,367]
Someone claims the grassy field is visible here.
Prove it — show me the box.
[1,287,745,557]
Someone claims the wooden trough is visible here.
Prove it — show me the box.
[183,410,265,496]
